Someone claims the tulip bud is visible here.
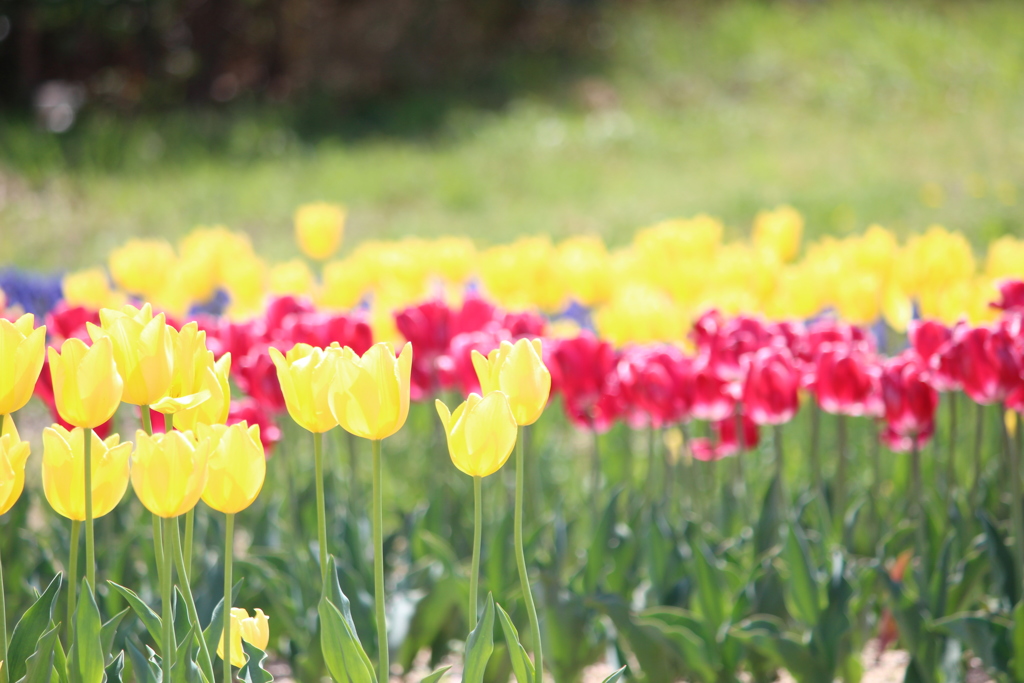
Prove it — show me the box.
[0,417,31,515]
[436,392,518,478]
[270,344,338,433]
[218,607,271,667]
[471,339,551,426]
[200,422,266,514]
[47,336,124,428]
[42,425,132,521]
[0,313,47,415]
[330,342,412,440]
[87,303,174,406]
[132,429,209,518]
[295,202,346,261]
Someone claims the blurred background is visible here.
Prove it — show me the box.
[0,0,1022,271]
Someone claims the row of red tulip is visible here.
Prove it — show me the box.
[27,280,1024,462]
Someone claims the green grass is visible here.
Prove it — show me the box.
[2,0,1023,271]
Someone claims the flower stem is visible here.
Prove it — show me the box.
[514,427,543,678]
[184,509,194,581]
[1001,406,1024,583]
[809,403,822,495]
[161,517,175,682]
[834,415,847,531]
[590,427,601,522]
[945,393,958,513]
[67,520,80,642]
[0,542,6,683]
[224,513,235,683]
[646,424,659,504]
[314,431,330,587]
[371,439,388,680]
[470,476,482,631]
[84,426,95,592]
[972,402,986,506]
[171,517,214,683]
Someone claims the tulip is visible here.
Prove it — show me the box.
[42,424,132,521]
[236,347,288,414]
[131,430,209,518]
[200,422,266,515]
[295,202,345,261]
[472,339,551,427]
[87,303,174,407]
[436,391,518,627]
[549,334,621,432]
[992,279,1024,315]
[0,417,30,516]
[62,267,125,310]
[742,347,800,426]
[270,344,338,433]
[814,346,883,417]
[329,342,413,441]
[228,399,282,455]
[47,336,124,429]
[46,302,100,343]
[269,259,315,297]
[881,354,939,438]
[108,238,177,298]
[691,414,759,461]
[752,205,803,263]
[0,313,46,415]
[691,363,736,423]
[616,345,694,428]
[173,355,232,433]
[152,323,231,427]
[951,325,1022,405]
[218,607,271,667]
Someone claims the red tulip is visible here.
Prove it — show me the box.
[991,280,1024,314]
[264,295,316,336]
[46,303,100,342]
[951,324,1023,405]
[881,353,938,438]
[742,347,800,425]
[691,362,736,422]
[441,329,508,396]
[235,345,287,412]
[881,423,934,454]
[814,345,883,417]
[549,333,622,432]
[691,414,759,461]
[797,318,872,365]
[615,345,694,428]
[281,312,373,354]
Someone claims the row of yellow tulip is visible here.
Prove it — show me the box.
[53,204,1024,347]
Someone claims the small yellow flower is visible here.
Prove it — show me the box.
[200,422,266,514]
[87,303,174,406]
[47,336,124,429]
[0,313,47,415]
[109,238,178,298]
[131,429,209,518]
[269,344,338,433]
[295,202,346,261]
[329,342,412,441]
[436,392,517,478]
[218,607,271,667]
[42,425,132,521]
[0,417,31,515]
[471,339,550,426]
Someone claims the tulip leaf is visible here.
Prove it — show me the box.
[463,593,495,683]
[1014,601,1024,681]
[108,582,162,646]
[7,573,63,683]
[318,597,376,683]
[323,557,376,681]
[100,608,130,663]
[125,641,159,683]
[980,512,1020,607]
[419,666,451,683]
[599,666,627,683]
[201,579,244,669]
[74,580,106,683]
[19,623,61,683]
[779,524,820,626]
[171,624,199,683]
[239,642,275,683]
[495,603,534,683]
[104,652,125,683]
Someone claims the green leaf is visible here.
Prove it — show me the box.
[599,666,627,683]
[463,593,495,683]
[170,625,200,683]
[100,609,130,663]
[19,623,61,683]
[125,641,159,683]
[779,525,820,626]
[239,641,274,683]
[322,558,376,682]
[318,597,376,683]
[980,512,1020,606]
[7,574,63,683]
[1013,601,1024,681]
[496,604,534,683]
[104,652,125,683]
[74,580,105,683]
[690,538,726,630]
[108,582,162,646]
[934,613,1011,675]
[396,576,466,670]
[645,620,715,682]
[419,666,451,683]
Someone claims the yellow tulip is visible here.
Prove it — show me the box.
[269,259,315,296]
[218,608,270,666]
[557,236,612,306]
[152,323,231,429]
[200,422,266,514]
[471,339,550,426]
[329,342,412,441]
[318,258,371,310]
[175,354,232,431]
[131,429,209,518]
[47,337,124,429]
[986,236,1024,281]
[752,205,804,263]
[62,268,126,310]
[0,313,47,414]
[436,392,517,478]
[223,253,268,320]
[109,238,177,297]
[0,417,31,515]
[269,344,338,433]
[87,304,174,406]
[594,285,686,346]
[295,202,346,261]
[429,236,476,284]
[42,425,132,521]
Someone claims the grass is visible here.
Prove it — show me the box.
[1,0,1023,271]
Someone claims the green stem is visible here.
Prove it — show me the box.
[945,393,958,513]
[371,439,388,679]
[834,415,847,530]
[514,427,543,678]
[0,541,5,683]
[347,431,360,512]
[911,436,925,557]
[84,426,95,592]
[184,509,194,581]
[172,517,214,683]
[1002,406,1024,584]
[809,403,822,496]
[972,402,986,507]
[470,476,482,631]
[314,431,330,587]
[67,520,80,642]
[141,406,153,434]
[224,513,235,683]
[161,517,175,681]
[590,427,601,523]
[646,424,659,504]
